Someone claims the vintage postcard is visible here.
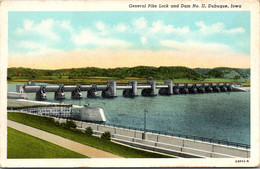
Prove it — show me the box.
[0,0,259,167]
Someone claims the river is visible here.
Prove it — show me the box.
[8,83,250,145]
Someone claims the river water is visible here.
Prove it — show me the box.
[8,83,250,145]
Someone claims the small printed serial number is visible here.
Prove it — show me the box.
[235,160,249,163]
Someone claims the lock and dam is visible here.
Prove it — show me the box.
[11,80,247,100]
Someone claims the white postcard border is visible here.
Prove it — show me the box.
[0,0,259,167]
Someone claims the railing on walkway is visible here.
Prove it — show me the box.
[104,122,250,149]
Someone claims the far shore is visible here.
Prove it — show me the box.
[8,78,250,86]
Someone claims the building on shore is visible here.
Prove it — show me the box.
[8,99,106,122]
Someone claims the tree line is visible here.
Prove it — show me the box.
[7,66,204,80]
[8,66,249,80]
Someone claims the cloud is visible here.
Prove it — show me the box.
[141,37,147,45]
[96,21,105,31]
[160,40,232,53]
[19,41,45,50]
[195,21,245,34]
[150,20,190,34]
[95,21,108,35]
[94,21,129,35]
[132,17,147,29]
[72,29,131,48]
[17,41,60,54]
[12,17,248,58]
[14,18,133,52]
[15,19,60,41]
[70,21,132,48]
[60,20,74,33]
[130,18,192,46]
[114,23,127,32]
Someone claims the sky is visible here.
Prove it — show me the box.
[8,11,250,69]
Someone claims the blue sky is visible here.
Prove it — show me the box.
[8,11,250,69]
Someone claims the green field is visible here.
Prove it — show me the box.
[8,127,87,158]
[8,112,173,158]
[7,99,69,109]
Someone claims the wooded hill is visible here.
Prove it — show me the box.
[204,67,250,79]
[7,66,250,80]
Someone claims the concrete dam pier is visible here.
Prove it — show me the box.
[14,80,244,101]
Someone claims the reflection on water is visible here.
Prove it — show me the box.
[8,83,250,144]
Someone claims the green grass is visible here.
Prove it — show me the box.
[8,127,87,158]
[7,99,51,108]
[8,112,173,158]
[7,81,24,84]
[7,99,69,109]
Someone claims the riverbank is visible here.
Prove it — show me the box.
[8,127,88,158]
[8,112,173,158]
[8,121,119,158]
[7,99,68,108]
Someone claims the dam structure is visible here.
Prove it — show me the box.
[7,99,106,123]
[14,80,245,101]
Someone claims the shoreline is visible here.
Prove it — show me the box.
[8,80,251,86]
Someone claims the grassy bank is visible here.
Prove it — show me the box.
[8,112,173,158]
[8,127,87,158]
[7,99,69,109]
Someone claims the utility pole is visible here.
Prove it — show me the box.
[143,109,148,140]
[144,109,148,132]
[59,100,62,119]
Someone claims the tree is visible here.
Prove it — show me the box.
[65,120,77,129]
[233,75,241,80]
[101,131,111,141]
[28,70,36,79]
[58,74,62,79]
[85,127,93,136]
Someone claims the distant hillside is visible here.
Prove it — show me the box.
[206,67,250,79]
[8,66,250,81]
[233,68,250,78]
[8,66,203,80]
[193,68,211,75]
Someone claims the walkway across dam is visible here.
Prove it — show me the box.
[14,80,244,100]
